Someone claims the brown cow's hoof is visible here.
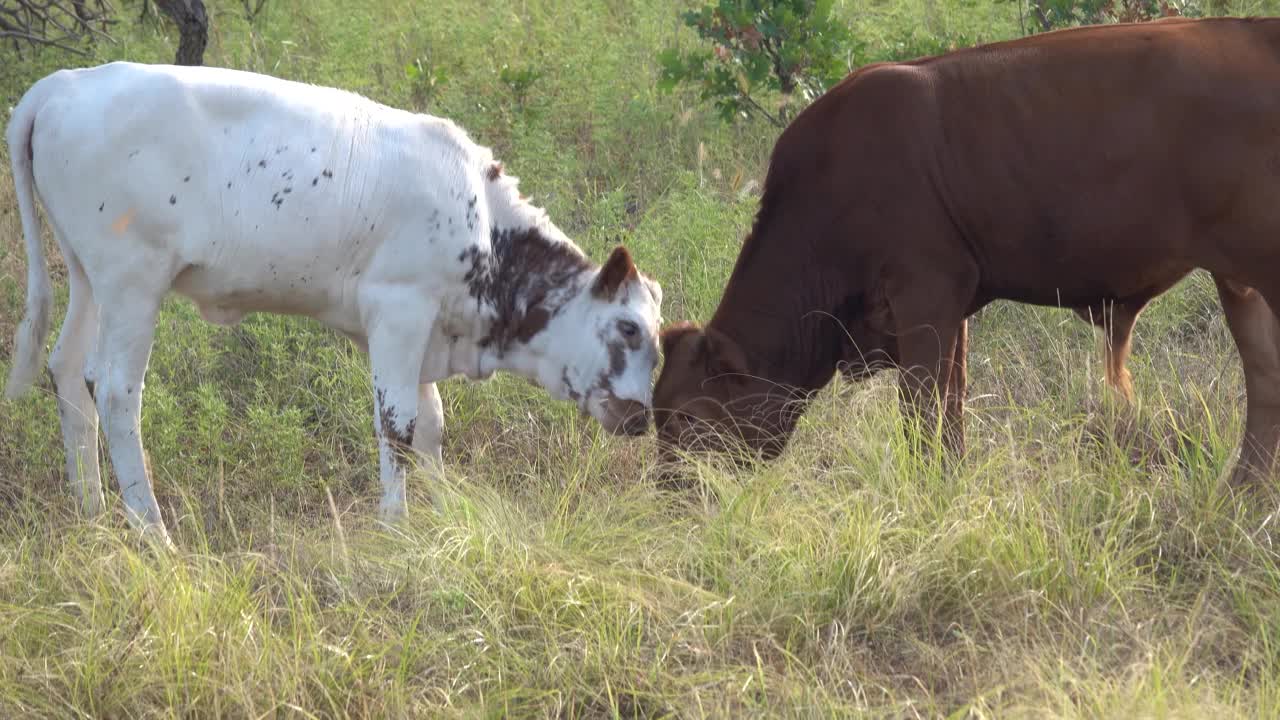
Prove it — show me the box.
[1223,459,1280,506]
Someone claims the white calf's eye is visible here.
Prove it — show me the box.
[619,320,639,338]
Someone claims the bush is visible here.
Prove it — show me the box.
[657,0,858,127]
[1022,0,1201,31]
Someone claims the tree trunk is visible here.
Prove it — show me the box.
[1031,0,1053,31]
[155,0,207,65]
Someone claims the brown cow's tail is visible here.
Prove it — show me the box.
[4,82,53,400]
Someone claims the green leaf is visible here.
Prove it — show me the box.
[744,52,771,86]
[656,49,688,91]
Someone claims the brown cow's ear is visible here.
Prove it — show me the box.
[866,284,894,331]
[704,326,749,382]
[592,245,639,300]
[659,321,702,358]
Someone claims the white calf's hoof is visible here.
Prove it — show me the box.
[76,492,106,518]
[378,500,407,525]
[139,523,176,552]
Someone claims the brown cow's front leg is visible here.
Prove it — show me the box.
[943,317,968,456]
[892,300,966,458]
[1215,276,1280,489]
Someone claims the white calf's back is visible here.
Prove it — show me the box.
[22,62,495,336]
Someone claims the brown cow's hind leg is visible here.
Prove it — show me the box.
[1104,304,1140,402]
[1215,276,1280,489]
[1073,301,1140,402]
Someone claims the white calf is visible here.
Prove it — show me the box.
[4,62,664,545]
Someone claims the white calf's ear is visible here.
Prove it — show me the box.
[642,275,663,307]
[592,245,638,301]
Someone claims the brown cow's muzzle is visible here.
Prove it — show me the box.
[653,433,698,489]
[656,407,793,469]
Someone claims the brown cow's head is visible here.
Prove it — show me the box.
[653,288,901,466]
[652,322,805,465]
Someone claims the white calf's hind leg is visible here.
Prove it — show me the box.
[47,250,104,515]
[91,288,170,545]
[411,382,446,507]
[366,300,435,522]
[412,382,445,468]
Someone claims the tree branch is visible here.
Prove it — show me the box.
[0,0,114,54]
[761,35,796,94]
[1030,0,1053,31]
[739,91,785,129]
[153,0,207,65]
[0,26,90,54]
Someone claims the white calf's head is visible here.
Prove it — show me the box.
[542,246,664,436]
[474,160,663,435]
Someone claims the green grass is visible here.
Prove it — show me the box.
[3,0,1280,716]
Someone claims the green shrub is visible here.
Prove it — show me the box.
[658,0,859,127]
[1019,0,1202,31]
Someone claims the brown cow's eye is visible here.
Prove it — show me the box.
[619,320,639,338]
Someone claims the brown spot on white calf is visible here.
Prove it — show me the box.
[468,226,593,352]
[515,306,551,343]
[486,162,503,181]
[608,337,627,375]
[110,208,137,235]
[375,387,416,469]
[561,368,582,403]
[591,330,629,399]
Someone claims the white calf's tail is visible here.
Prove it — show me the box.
[4,88,53,399]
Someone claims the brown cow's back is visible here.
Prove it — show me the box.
[753,18,1280,308]
[919,18,1280,307]
[711,18,1280,349]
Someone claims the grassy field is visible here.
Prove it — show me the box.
[3,0,1280,716]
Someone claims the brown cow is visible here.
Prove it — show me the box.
[653,18,1280,487]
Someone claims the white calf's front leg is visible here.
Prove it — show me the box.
[91,288,170,547]
[366,299,435,523]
